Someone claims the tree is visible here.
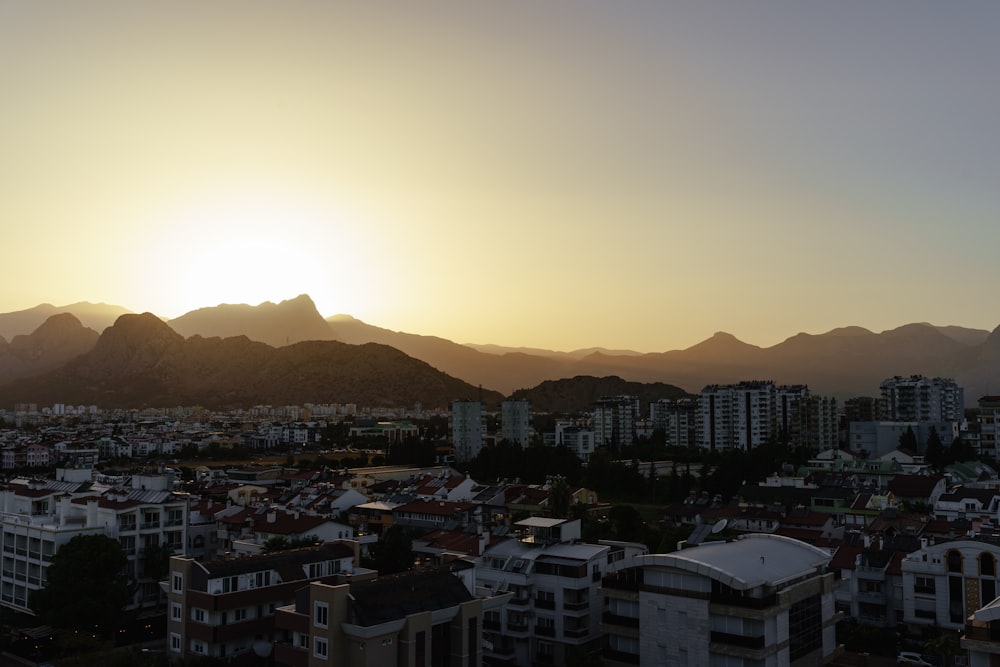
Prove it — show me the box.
[30,534,134,634]
[925,426,945,468]
[367,525,413,575]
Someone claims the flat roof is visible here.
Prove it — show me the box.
[515,517,566,529]
[637,534,831,591]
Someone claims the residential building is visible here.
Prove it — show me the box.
[554,421,597,461]
[451,400,486,463]
[273,561,510,667]
[500,399,531,447]
[649,398,697,448]
[167,541,371,665]
[0,478,188,614]
[879,375,964,423]
[600,534,841,666]
[698,381,776,452]
[901,539,1000,630]
[476,517,647,666]
[593,396,640,450]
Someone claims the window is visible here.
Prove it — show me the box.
[982,553,996,577]
[254,571,271,588]
[313,637,328,658]
[171,573,183,593]
[222,575,239,593]
[192,641,206,654]
[297,633,309,649]
[171,603,182,621]
[233,608,247,622]
[314,602,329,628]
[170,633,181,653]
[193,608,206,623]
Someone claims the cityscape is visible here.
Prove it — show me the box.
[0,304,999,666]
[5,3,1000,667]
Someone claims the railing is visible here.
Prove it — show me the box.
[603,648,641,665]
[564,599,589,611]
[534,598,555,610]
[563,627,589,638]
[710,592,777,609]
[602,612,639,628]
[710,631,766,650]
[534,625,555,637]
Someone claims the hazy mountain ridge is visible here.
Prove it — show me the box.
[0,296,998,406]
[509,376,691,414]
[0,302,131,340]
[0,313,501,410]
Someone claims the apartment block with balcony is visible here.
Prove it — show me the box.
[166,541,371,666]
[600,534,841,666]
[0,479,188,614]
[273,561,509,667]
[901,539,1000,630]
[477,517,646,666]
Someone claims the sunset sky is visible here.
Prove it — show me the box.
[2,2,998,352]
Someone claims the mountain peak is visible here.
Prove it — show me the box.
[167,295,335,347]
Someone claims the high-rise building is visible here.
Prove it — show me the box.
[451,400,486,463]
[500,399,531,447]
[879,375,964,422]
[698,381,776,451]
[649,398,697,448]
[592,396,640,450]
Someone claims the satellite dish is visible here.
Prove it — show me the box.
[711,519,728,534]
[253,640,273,657]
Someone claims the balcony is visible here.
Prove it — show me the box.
[603,648,640,665]
[602,612,639,628]
[563,626,589,639]
[534,598,555,610]
[535,624,556,638]
[710,631,766,650]
[564,599,589,612]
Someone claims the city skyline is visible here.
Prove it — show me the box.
[3,2,999,353]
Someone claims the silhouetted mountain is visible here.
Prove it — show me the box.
[0,302,131,340]
[0,313,501,410]
[168,294,337,347]
[0,313,100,382]
[509,376,691,414]
[327,315,573,394]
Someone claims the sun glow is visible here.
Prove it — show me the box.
[137,189,371,319]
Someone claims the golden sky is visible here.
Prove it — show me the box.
[2,2,999,351]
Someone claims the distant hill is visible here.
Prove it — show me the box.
[0,302,131,340]
[509,376,691,414]
[2,296,1000,406]
[168,294,337,347]
[0,313,100,382]
[0,313,501,410]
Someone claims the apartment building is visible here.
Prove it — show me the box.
[698,381,777,452]
[593,396,640,450]
[649,398,697,448]
[476,517,647,666]
[554,421,597,461]
[901,539,1000,630]
[880,375,964,422]
[0,478,188,614]
[500,399,532,447]
[273,561,510,667]
[451,400,486,463]
[600,534,840,666]
[167,541,371,665]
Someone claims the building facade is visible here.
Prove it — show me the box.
[451,400,486,463]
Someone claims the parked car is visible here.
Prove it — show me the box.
[897,652,936,666]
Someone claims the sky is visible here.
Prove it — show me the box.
[2,2,999,353]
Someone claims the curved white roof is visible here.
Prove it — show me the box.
[636,534,831,591]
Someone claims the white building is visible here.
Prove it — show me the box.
[451,400,486,463]
[698,381,776,452]
[601,534,840,666]
[554,421,597,461]
[649,398,697,448]
[477,517,646,666]
[0,478,188,614]
[901,539,1000,630]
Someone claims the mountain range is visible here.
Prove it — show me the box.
[0,293,999,409]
